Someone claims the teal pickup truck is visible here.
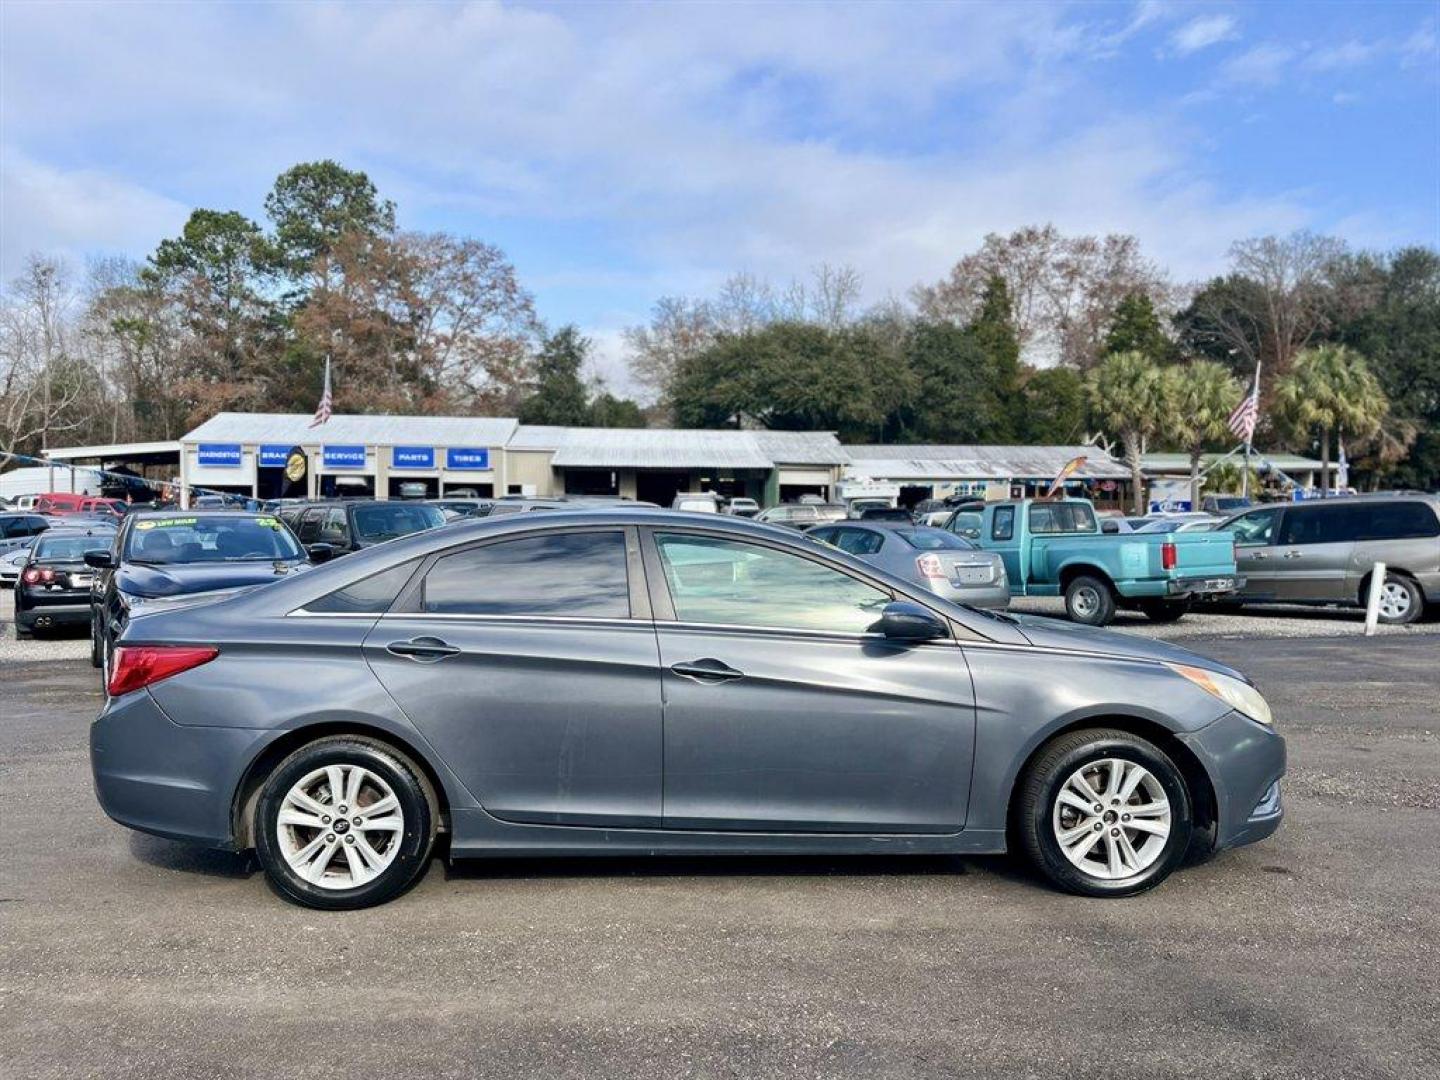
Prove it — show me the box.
[950,498,1243,626]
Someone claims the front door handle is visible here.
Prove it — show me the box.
[1251,552,1269,560]
[386,636,460,662]
[670,658,744,683]
[1282,550,1304,559]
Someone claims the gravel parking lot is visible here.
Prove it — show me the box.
[2,612,1436,1078]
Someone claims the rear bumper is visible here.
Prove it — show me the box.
[1167,574,1245,598]
[930,580,1010,609]
[1174,709,1286,852]
[15,596,91,626]
[91,688,267,850]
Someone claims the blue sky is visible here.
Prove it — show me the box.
[2,1,1436,390]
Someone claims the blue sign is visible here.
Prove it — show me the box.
[391,446,436,470]
[322,445,367,470]
[197,443,242,468]
[259,444,292,468]
[445,447,490,471]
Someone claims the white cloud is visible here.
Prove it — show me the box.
[0,150,190,283]
[1169,14,1239,55]
[1219,44,1294,86]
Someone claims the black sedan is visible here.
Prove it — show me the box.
[12,526,117,638]
[87,511,312,676]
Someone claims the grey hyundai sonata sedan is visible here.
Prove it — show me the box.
[90,510,1285,909]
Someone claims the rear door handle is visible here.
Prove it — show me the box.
[1282,550,1303,559]
[670,658,744,683]
[387,636,460,662]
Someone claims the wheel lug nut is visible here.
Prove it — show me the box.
[1093,804,1103,813]
[1122,814,1131,822]
[321,815,331,824]
[338,805,348,814]
[326,833,335,842]
[1110,828,1120,836]
[1093,822,1102,831]
[353,817,362,826]
[344,835,355,845]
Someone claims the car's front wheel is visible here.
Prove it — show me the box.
[1016,728,1193,897]
[254,737,436,909]
[89,613,103,668]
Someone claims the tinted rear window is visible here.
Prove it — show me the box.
[352,504,445,541]
[421,530,629,617]
[1358,501,1440,541]
[32,535,108,561]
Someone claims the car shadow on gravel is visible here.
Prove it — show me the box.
[129,832,258,879]
[439,850,1025,885]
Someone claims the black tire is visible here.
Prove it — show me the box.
[1139,599,1190,623]
[1064,575,1117,626]
[1374,573,1424,626]
[14,621,32,640]
[254,736,437,910]
[1015,728,1193,898]
[89,613,103,668]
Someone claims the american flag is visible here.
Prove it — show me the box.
[1228,374,1259,444]
[309,357,332,428]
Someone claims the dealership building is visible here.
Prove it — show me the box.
[167,413,851,505]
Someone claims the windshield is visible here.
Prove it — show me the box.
[894,528,974,551]
[125,515,304,564]
[352,503,445,540]
[1135,519,1185,533]
[33,535,109,561]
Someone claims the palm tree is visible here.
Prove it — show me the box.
[1088,350,1176,514]
[1274,344,1387,497]
[1169,361,1243,508]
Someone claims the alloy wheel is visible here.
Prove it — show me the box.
[1071,586,1100,619]
[276,765,406,890]
[1051,758,1172,881]
[1378,581,1412,621]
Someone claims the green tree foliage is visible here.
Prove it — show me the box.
[264,160,396,277]
[1331,247,1440,488]
[1168,361,1243,507]
[587,391,647,428]
[1104,292,1172,363]
[519,326,593,426]
[1273,344,1387,496]
[1088,351,1176,513]
[1018,367,1088,444]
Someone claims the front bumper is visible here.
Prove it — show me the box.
[1168,574,1246,598]
[91,688,268,849]
[1175,709,1286,852]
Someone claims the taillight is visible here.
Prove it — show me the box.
[1161,541,1177,571]
[40,568,55,583]
[107,645,218,697]
[21,568,41,584]
[916,553,946,579]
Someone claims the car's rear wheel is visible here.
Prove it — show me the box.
[254,737,436,909]
[1374,573,1423,626]
[1064,575,1116,626]
[1016,728,1193,897]
[1139,598,1190,623]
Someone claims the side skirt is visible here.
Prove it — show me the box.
[448,808,1007,858]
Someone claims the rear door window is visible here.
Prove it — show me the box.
[319,508,350,546]
[307,560,420,615]
[1279,506,1360,546]
[298,508,325,543]
[832,528,884,556]
[420,530,630,618]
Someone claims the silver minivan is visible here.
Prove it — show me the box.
[1219,495,1440,624]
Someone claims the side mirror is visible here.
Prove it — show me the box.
[1101,520,1119,534]
[871,600,949,642]
[963,528,980,540]
[306,543,337,563]
[84,549,117,569]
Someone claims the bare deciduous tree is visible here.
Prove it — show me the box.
[1225,231,1347,377]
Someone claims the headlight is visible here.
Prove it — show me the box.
[1167,663,1273,726]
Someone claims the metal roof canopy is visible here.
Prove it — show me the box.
[549,428,776,470]
[42,440,181,464]
[182,413,519,447]
[843,444,1130,481]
